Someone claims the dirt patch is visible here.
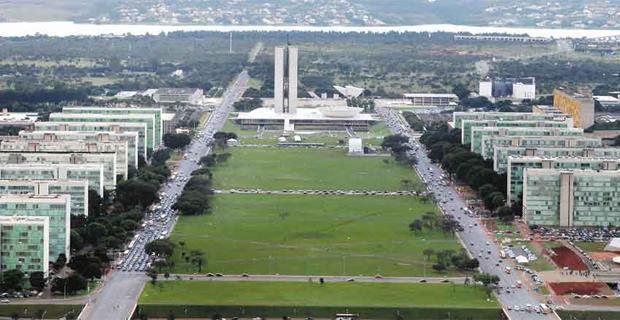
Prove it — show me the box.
[549,282,608,295]
[590,252,618,262]
[549,246,589,270]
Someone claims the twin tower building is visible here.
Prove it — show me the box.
[274,46,298,114]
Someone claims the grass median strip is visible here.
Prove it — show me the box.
[140,281,498,308]
[170,194,463,276]
[212,147,423,191]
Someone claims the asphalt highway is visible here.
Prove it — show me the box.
[80,70,250,320]
[377,107,557,320]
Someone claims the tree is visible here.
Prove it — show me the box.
[116,179,159,209]
[452,83,471,100]
[496,206,514,222]
[2,269,24,291]
[145,239,175,257]
[423,248,435,261]
[473,273,500,287]
[29,271,46,290]
[189,250,206,272]
[146,268,158,285]
[432,263,446,272]
[88,189,103,217]
[51,274,87,295]
[163,133,191,149]
[409,219,423,234]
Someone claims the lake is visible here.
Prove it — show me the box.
[0,21,619,38]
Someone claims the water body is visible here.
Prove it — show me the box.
[0,21,619,38]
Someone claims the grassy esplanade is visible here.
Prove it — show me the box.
[141,281,497,308]
[171,194,462,276]
[212,147,424,191]
[137,281,499,319]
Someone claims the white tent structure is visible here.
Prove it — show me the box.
[515,255,529,264]
[605,238,620,252]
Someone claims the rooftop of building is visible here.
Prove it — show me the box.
[0,179,88,185]
[154,88,202,95]
[20,130,138,138]
[0,163,104,170]
[63,106,163,112]
[474,126,583,132]
[34,121,148,130]
[236,107,374,121]
[508,155,620,162]
[49,113,155,120]
[0,109,39,122]
[525,168,620,176]
[593,96,620,102]
[403,93,459,99]
[555,87,592,98]
[0,140,125,151]
[0,216,49,224]
[0,193,70,204]
[480,77,535,84]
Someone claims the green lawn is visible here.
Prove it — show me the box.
[170,194,463,276]
[0,305,82,318]
[140,281,497,308]
[222,119,389,146]
[212,147,423,191]
[575,241,607,253]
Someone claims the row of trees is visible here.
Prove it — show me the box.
[60,148,173,293]
[422,248,479,273]
[347,97,375,113]
[163,133,192,149]
[233,97,263,112]
[419,124,516,220]
[408,211,460,236]
[402,111,425,132]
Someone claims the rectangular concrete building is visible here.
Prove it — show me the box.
[62,106,163,147]
[0,163,105,196]
[34,121,148,159]
[494,146,619,173]
[452,111,567,129]
[483,136,602,162]
[0,179,88,216]
[0,194,70,263]
[462,119,572,145]
[507,156,620,205]
[553,88,595,129]
[20,130,139,168]
[523,169,620,227]
[48,113,157,151]
[403,93,459,107]
[0,216,50,277]
[471,127,584,154]
[0,139,128,179]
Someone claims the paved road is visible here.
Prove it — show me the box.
[80,71,250,320]
[163,274,468,284]
[377,107,557,319]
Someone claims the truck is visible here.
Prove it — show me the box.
[505,266,512,274]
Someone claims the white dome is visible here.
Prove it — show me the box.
[317,106,363,118]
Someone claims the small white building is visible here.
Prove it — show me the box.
[348,138,364,155]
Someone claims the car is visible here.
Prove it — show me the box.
[419,279,427,283]
[440,279,450,283]
[206,273,215,277]
[215,273,223,277]
[241,273,249,277]
[0,299,9,303]
[346,278,355,282]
